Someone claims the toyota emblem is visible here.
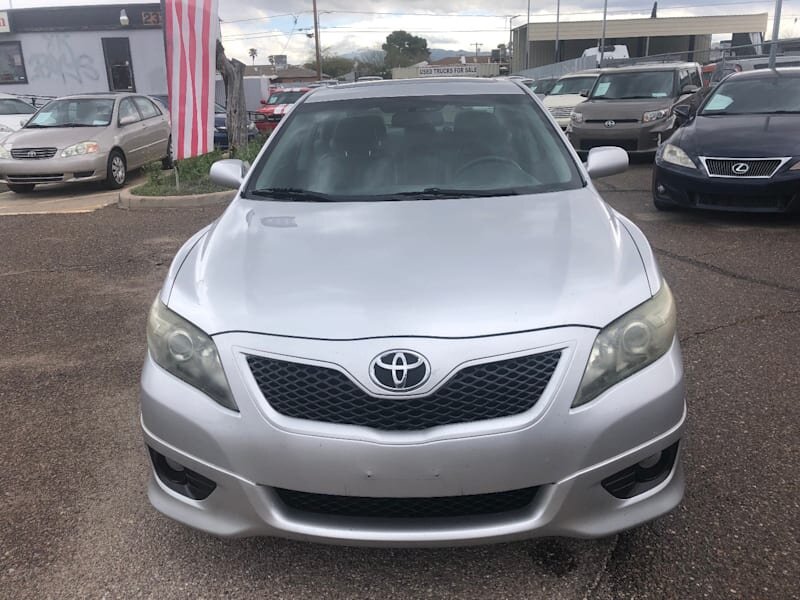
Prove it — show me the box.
[370,350,430,392]
[27,150,37,158]
[732,162,750,175]
[604,120,616,128]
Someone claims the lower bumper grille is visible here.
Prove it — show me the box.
[580,138,638,152]
[6,174,64,183]
[274,486,540,519]
[694,192,795,211]
[247,350,562,431]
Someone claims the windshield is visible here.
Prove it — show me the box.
[591,71,675,99]
[246,94,583,201]
[548,76,598,96]
[26,98,114,128]
[267,91,305,105]
[701,76,800,115]
[529,80,556,94]
[0,99,36,115]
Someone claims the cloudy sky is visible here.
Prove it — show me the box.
[7,0,800,64]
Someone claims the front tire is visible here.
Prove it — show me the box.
[106,150,127,189]
[7,183,35,193]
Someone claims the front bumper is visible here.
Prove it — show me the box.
[0,153,108,185]
[653,161,800,213]
[141,327,686,546]
[569,117,676,155]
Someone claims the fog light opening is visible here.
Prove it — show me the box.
[602,441,679,499]
[656,184,666,195]
[148,447,217,500]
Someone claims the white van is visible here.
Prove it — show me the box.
[583,45,630,65]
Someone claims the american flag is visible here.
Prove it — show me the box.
[163,0,219,160]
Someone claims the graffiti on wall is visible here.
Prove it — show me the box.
[28,34,100,85]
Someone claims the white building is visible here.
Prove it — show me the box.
[0,3,168,104]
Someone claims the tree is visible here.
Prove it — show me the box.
[303,51,354,79]
[382,31,430,68]
[248,47,258,65]
[216,40,248,155]
[356,49,389,78]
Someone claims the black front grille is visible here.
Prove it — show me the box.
[274,486,540,518]
[247,351,561,431]
[694,192,794,211]
[7,174,63,183]
[704,158,783,178]
[266,114,283,122]
[581,138,638,152]
[11,147,57,160]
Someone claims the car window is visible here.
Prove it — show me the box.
[119,98,141,124]
[591,71,675,99]
[267,91,305,105]
[246,93,583,201]
[134,97,160,119]
[548,77,597,96]
[690,69,702,88]
[26,98,114,128]
[701,76,800,115]
[0,98,36,115]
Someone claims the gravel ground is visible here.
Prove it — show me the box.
[0,165,798,599]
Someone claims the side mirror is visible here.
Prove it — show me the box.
[209,159,246,189]
[19,118,27,127]
[586,146,628,179]
[119,114,138,126]
[260,99,268,105]
[680,84,699,95]
[579,89,589,97]
[672,105,693,122]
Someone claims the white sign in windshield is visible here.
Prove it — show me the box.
[417,65,479,77]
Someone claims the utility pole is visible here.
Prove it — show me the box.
[599,0,609,67]
[473,42,482,61]
[555,0,561,63]
[769,0,783,68]
[508,14,521,72]
[312,0,322,80]
[525,0,531,70]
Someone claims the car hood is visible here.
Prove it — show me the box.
[578,98,674,120]
[168,189,653,339]
[2,126,108,150]
[678,114,800,157]
[544,94,586,109]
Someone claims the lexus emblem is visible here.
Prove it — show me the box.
[370,350,430,392]
[732,162,750,175]
[604,120,616,128]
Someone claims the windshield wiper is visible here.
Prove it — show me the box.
[617,95,660,99]
[387,187,518,199]
[248,187,337,202]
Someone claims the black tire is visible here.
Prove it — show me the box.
[106,149,127,189]
[7,183,35,193]
[161,136,174,170]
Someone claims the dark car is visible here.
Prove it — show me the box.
[653,68,800,213]
[150,95,256,149]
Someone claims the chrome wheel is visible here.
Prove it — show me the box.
[111,155,126,185]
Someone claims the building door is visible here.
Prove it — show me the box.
[102,38,136,92]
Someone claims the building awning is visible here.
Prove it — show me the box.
[518,13,768,41]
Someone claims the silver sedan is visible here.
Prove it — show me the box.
[141,78,685,546]
[0,93,170,193]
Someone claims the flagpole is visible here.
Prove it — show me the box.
[525,0,531,70]
[769,0,783,68]
[555,0,560,63]
[599,0,608,66]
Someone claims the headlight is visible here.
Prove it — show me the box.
[643,109,669,123]
[146,299,237,410]
[571,112,584,124]
[659,143,696,170]
[0,145,10,159]
[573,282,676,407]
[61,141,99,158]
[790,160,800,171]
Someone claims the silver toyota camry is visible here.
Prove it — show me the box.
[141,78,685,546]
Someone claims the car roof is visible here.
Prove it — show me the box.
[55,92,139,101]
[558,70,601,78]
[601,62,698,73]
[724,67,800,80]
[273,87,311,93]
[305,77,525,103]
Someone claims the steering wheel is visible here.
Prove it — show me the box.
[455,155,524,177]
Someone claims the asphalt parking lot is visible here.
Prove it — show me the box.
[1,163,798,599]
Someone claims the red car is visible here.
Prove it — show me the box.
[255,87,311,133]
